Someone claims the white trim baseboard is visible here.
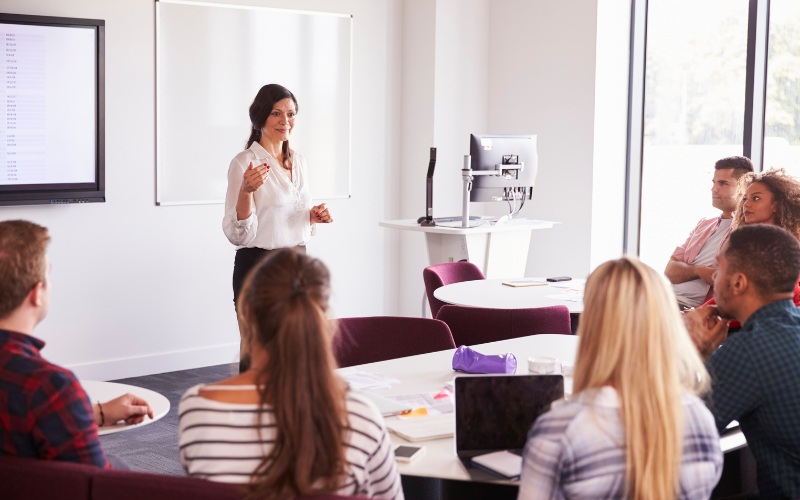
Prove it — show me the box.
[67,342,240,381]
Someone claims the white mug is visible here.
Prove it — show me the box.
[528,357,560,374]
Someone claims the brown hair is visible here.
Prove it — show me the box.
[0,220,50,319]
[238,249,348,499]
[246,84,298,170]
[714,156,753,180]
[733,167,800,241]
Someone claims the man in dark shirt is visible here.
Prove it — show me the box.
[0,220,152,467]
[685,225,800,499]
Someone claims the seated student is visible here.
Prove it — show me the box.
[179,249,403,499]
[702,167,800,311]
[685,225,800,500]
[0,220,153,467]
[518,257,722,500]
[666,156,753,309]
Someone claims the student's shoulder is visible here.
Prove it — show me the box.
[178,384,209,409]
[344,392,386,432]
[530,397,590,439]
[681,393,718,429]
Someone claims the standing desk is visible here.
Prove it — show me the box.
[341,334,746,486]
[378,219,557,279]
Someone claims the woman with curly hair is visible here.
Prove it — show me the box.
[702,168,800,312]
[732,167,800,239]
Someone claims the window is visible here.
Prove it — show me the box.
[763,1,800,177]
[638,0,749,274]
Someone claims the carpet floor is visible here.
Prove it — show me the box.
[99,362,239,476]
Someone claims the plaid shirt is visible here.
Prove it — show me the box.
[0,330,108,467]
[518,387,722,500]
[705,299,800,500]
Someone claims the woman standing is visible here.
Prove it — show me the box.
[223,84,332,371]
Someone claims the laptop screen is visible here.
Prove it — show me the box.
[455,375,564,456]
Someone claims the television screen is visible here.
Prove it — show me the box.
[0,13,104,206]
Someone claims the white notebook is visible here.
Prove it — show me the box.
[471,450,523,479]
[386,414,454,442]
[501,279,547,287]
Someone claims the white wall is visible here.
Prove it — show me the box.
[0,0,403,380]
[393,0,619,317]
[487,0,600,280]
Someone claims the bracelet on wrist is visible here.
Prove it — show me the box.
[97,401,105,427]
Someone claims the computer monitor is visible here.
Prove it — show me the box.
[468,134,537,203]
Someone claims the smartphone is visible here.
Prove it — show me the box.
[546,276,572,282]
[394,445,426,463]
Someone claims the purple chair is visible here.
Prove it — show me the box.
[0,456,374,500]
[0,457,98,500]
[423,262,486,318]
[332,316,456,368]
[435,305,572,346]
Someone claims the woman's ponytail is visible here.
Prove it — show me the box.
[246,125,261,150]
[239,250,348,499]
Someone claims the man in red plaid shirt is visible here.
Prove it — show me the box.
[0,220,152,467]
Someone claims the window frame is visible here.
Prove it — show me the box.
[623,0,771,255]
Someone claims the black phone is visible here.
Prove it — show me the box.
[546,276,572,282]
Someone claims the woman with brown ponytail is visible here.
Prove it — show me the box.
[223,84,333,372]
[178,249,403,499]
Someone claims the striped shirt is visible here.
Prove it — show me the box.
[178,385,403,499]
[518,387,723,500]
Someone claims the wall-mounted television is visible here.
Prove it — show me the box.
[0,13,104,206]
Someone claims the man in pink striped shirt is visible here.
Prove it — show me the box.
[665,157,753,308]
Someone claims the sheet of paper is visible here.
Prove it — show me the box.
[385,391,454,416]
[338,367,400,390]
[550,281,585,290]
[544,293,584,303]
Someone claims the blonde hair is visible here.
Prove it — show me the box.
[573,257,709,500]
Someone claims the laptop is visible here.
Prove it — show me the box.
[454,375,564,479]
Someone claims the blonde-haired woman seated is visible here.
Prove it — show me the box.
[179,249,403,499]
[518,257,722,500]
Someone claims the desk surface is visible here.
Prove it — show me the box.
[344,334,746,483]
[379,219,556,235]
[435,278,586,314]
[81,381,170,436]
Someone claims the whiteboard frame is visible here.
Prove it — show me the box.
[154,0,353,206]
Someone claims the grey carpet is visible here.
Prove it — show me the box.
[99,362,239,476]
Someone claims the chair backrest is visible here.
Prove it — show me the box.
[0,456,98,500]
[332,316,456,368]
[436,305,571,346]
[423,262,485,318]
[0,456,373,500]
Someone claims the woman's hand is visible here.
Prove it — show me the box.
[241,162,270,194]
[94,393,154,427]
[310,203,333,224]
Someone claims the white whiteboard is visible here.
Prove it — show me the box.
[155,0,352,205]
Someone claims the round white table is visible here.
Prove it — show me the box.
[81,381,171,436]
[433,278,585,313]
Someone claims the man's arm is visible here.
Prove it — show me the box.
[665,257,716,285]
[683,307,762,431]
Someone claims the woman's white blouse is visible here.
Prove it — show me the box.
[223,142,315,250]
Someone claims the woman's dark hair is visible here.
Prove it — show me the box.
[238,249,349,499]
[246,84,298,169]
[733,167,800,241]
